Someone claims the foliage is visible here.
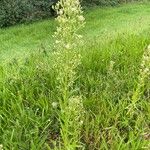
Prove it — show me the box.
[0,0,53,27]
[0,0,147,27]
[0,3,150,149]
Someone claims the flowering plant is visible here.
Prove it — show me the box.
[52,0,85,149]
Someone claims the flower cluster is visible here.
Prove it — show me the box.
[139,45,150,80]
[53,0,85,51]
[52,0,85,149]
[68,96,85,124]
[52,0,85,91]
[60,96,85,147]
[0,144,3,150]
[108,60,115,72]
[129,45,150,113]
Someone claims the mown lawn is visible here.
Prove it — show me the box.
[0,2,150,150]
[0,3,150,63]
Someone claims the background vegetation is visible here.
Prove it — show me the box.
[0,0,147,27]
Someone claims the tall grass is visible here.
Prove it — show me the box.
[0,2,150,150]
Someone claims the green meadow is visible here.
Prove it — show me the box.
[0,2,150,149]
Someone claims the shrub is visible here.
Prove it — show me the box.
[0,0,145,27]
[0,0,54,27]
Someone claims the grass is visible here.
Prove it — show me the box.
[0,2,150,149]
[0,3,149,63]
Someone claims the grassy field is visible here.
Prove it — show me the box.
[0,3,150,63]
[0,2,150,150]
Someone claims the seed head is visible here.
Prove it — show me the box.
[52,102,58,108]
[78,15,85,22]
